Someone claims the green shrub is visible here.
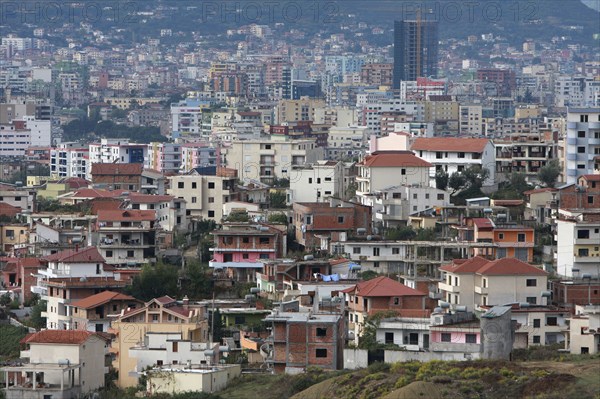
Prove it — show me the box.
[367,361,390,373]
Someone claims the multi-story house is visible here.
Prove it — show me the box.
[167,167,238,222]
[567,305,600,355]
[0,188,35,212]
[293,198,371,250]
[181,143,219,172]
[223,137,324,184]
[96,209,157,267]
[511,304,569,348]
[0,223,28,255]
[264,304,345,374]
[110,295,208,388]
[1,330,108,399]
[121,193,188,233]
[88,138,147,168]
[1,257,41,304]
[326,125,370,160]
[256,258,336,296]
[32,246,127,329]
[459,105,483,135]
[209,223,287,282]
[438,256,549,310]
[411,137,495,186]
[170,97,212,137]
[274,97,325,124]
[356,151,432,203]
[556,208,600,278]
[50,143,90,179]
[68,290,142,332]
[565,108,600,184]
[90,163,144,192]
[288,161,346,204]
[147,142,182,174]
[342,276,430,345]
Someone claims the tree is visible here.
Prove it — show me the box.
[358,310,398,350]
[509,173,531,197]
[225,211,249,222]
[127,263,179,301]
[268,191,287,208]
[448,172,466,194]
[0,293,12,308]
[179,260,212,299]
[268,213,288,225]
[538,160,561,188]
[435,169,449,191]
[29,300,47,329]
[211,309,224,343]
[385,226,416,241]
[360,270,379,281]
[345,181,358,199]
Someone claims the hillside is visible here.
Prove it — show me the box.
[215,357,600,399]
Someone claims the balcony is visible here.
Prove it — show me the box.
[474,286,488,294]
[438,282,459,293]
[430,342,480,353]
[574,254,600,263]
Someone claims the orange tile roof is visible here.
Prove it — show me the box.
[97,209,156,222]
[70,188,125,199]
[126,193,174,204]
[6,258,43,268]
[477,258,548,276]
[22,330,101,345]
[359,151,432,168]
[411,137,490,152]
[581,174,600,182]
[70,290,137,309]
[523,187,558,195]
[439,256,490,274]
[473,218,494,229]
[0,202,21,217]
[91,163,143,176]
[342,276,426,297]
[43,246,105,263]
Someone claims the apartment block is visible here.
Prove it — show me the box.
[459,105,483,135]
[50,143,89,179]
[147,142,182,174]
[565,108,600,184]
[68,290,142,332]
[288,161,346,204]
[556,208,600,278]
[88,138,147,167]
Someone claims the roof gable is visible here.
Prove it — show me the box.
[43,246,105,263]
[349,276,426,297]
[411,137,490,153]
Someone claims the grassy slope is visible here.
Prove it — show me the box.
[0,324,29,361]
[218,357,600,399]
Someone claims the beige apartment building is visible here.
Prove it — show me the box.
[274,96,326,124]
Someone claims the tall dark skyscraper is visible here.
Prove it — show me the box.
[393,19,439,89]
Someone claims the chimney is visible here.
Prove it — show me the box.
[182,295,189,309]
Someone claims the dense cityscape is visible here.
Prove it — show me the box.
[0,1,599,398]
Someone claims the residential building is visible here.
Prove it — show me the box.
[167,167,238,222]
[567,305,600,355]
[88,138,147,167]
[342,276,430,345]
[147,142,182,175]
[110,296,208,388]
[170,98,212,137]
[288,161,346,204]
[32,246,127,330]
[438,257,549,310]
[0,120,31,156]
[264,305,345,373]
[274,96,325,124]
[293,198,371,250]
[356,151,432,203]
[145,364,241,395]
[360,63,393,86]
[565,108,600,184]
[476,68,516,96]
[68,290,142,332]
[552,278,600,308]
[2,330,107,399]
[459,105,483,135]
[511,304,568,348]
[256,259,337,296]
[181,143,218,172]
[209,223,287,282]
[326,125,370,158]
[90,163,144,192]
[223,137,324,184]
[0,257,42,304]
[556,208,600,278]
[411,137,496,186]
[0,189,35,212]
[122,193,188,233]
[50,143,89,179]
[0,223,29,255]
[393,19,439,88]
[96,209,157,267]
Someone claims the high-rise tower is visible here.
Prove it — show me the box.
[393,19,439,89]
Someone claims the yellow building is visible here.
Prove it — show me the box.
[0,224,29,254]
[110,296,208,388]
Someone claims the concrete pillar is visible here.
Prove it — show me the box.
[33,372,37,390]
[61,370,64,390]
[4,371,8,388]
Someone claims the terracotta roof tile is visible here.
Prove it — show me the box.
[23,330,98,345]
[0,202,21,217]
[70,188,125,199]
[91,163,143,176]
[476,258,548,276]
[472,218,494,229]
[70,290,137,309]
[97,209,156,222]
[359,151,432,168]
[411,138,490,152]
[343,276,426,297]
[439,256,490,274]
[42,246,105,263]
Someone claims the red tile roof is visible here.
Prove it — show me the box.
[439,256,491,274]
[126,193,174,204]
[97,209,156,222]
[523,187,558,195]
[6,258,43,268]
[0,202,21,217]
[91,163,143,176]
[473,218,494,229]
[70,188,125,199]
[477,258,548,276]
[22,330,98,345]
[359,151,432,168]
[581,174,600,182]
[492,200,524,206]
[411,138,490,152]
[70,290,137,309]
[43,246,105,263]
[343,276,426,297]
[155,295,176,305]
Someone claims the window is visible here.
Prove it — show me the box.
[441,333,451,342]
[533,319,540,328]
[465,334,477,344]
[191,197,197,203]
[316,327,327,337]
[259,237,270,244]
[373,247,380,256]
[425,193,430,199]
[208,211,215,217]
[235,316,246,325]
[526,279,537,287]
[392,248,400,255]
[178,182,184,189]
[172,342,178,352]
[308,178,313,184]
[373,261,380,268]
[578,230,590,239]
[259,253,269,259]
[526,297,537,305]
[208,182,215,189]
[580,114,589,122]
[242,253,249,259]
[482,278,487,288]
[394,297,399,305]
[517,233,526,242]
[96,264,101,275]
[437,194,444,200]
[242,237,250,243]
[157,360,163,366]
[498,233,504,240]
[436,152,443,159]
[208,197,214,203]
[127,250,134,258]
[533,336,541,344]
[192,182,197,189]
[578,130,586,138]
[578,248,589,257]
[315,348,327,358]
[458,152,465,158]
[589,196,594,204]
[385,332,394,344]
[106,250,113,257]
[401,168,406,175]
[546,317,557,326]
[353,247,361,254]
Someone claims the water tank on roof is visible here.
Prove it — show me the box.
[250,287,260,294]
[58,359,70,366]
[440,302,450,309]
[455,306,467,312]
[245,294,256,301]
[304,255,314,261]
[541,291,552,298]
[433,307,443,314]
[204,349,215,357]
[357,228,367,235]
